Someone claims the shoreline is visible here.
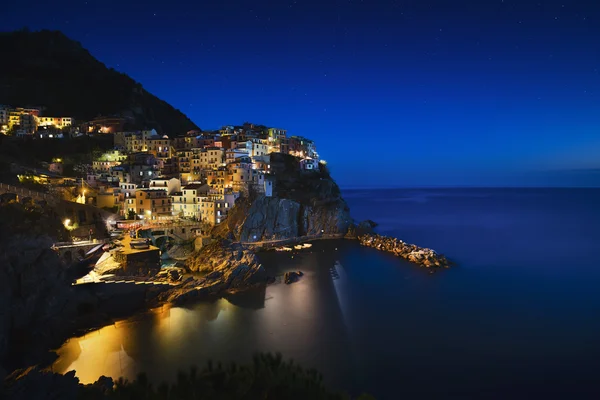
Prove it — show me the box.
[242,233,349,250]
[6,229,449,385]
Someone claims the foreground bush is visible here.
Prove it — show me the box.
[77,353,374,400]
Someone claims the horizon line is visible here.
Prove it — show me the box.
[339,185,600,190]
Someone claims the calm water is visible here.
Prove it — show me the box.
[53,188,600,399]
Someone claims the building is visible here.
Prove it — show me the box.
[267,127,287,139]
[120,183,137,217]
[173,135,196,151]
[115,130,156,152]
[147,135,172,160]
[171,183,211,218]
[245,139,268,157]
[148,177,181,195]
[84,116,127,134]
[264,175,275,197]
[113,131,138,148]
[10,111,37,134]
[96,187,121,209]
[198,189,241,226]
[135,189,172,221]
[206,168,229,191]
[93,150,126,172]
[300,157,320,171]
[177,150,192,174]
[0,106,9,133]
[191,147,225,171]
[195,136,215,148]
[252,155,271,172]
[226,148,250,164]
[37,117,73,129]
[289,136,317,158]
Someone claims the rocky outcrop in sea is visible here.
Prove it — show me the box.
[358,234,451,268]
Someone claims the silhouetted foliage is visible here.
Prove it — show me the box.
[77,352,375,400]
[0,135,114,173]
[0,201,69,241]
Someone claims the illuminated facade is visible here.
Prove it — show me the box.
[37,116,73,129]
[147,136,172,160]
[135,189,172,221]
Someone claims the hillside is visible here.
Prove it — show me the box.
[0,29,199,134]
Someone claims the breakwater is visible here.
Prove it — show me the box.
[358,234,451,268]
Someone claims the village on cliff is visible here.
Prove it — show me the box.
[1,105,449,277]
[2,105,323,233]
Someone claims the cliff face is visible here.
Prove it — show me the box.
[0,236,80,379]
[215,154,352,242]
[0,203,97,380]
[0,30,198,134]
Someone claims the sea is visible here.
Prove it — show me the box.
[51,188,600,399]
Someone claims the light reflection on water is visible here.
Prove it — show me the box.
[51,189,600,399]
[52,248,354,390]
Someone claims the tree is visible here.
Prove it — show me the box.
[127,209,137,220]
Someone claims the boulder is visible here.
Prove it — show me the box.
[284,271,304,284]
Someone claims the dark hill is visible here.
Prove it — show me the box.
[0,29,199,134]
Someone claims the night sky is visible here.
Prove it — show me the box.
[3,0,600,187]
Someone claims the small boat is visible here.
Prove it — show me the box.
[282,247,293,251]
[294,245,303,250]
[302,243,312,249]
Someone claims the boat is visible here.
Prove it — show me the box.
[294,245,303,250]
[302,243,312,249]
[276,246,293,252]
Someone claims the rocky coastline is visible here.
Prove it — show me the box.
[358,234,451,268]
[1,157,452,398]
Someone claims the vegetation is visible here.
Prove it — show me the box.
[78,353,375,400]
[0,29,198,134]
[0,200,69,241]
[269,153,340,206]
[0,135,114,177]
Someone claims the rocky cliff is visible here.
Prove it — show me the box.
[214,154,352,242]
[158,240,267,304]
[0,202,99,381]
[0,235,99,380]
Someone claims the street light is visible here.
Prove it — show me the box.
[63,219,71,229]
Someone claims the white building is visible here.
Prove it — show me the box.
[300,157,320,171]
[148,177,181,195]
[245,139,268,157]
[171,183,211,218]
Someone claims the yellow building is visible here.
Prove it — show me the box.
[267,128,287,140]
[135,189,172,221]
[37,116,73,129]
[96,188,121,210]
